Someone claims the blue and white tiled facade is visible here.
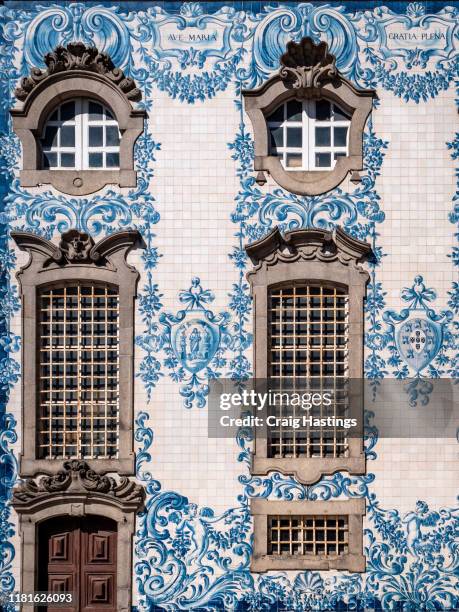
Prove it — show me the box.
[0,1,458,609]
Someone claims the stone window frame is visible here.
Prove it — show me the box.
[11,42,146,196]
[12,460,144,612]
[245,226,371,485]
[251,498,365,572]
[242,37,376,196]
[11,228,143,477]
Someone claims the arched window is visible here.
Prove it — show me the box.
[243,37,375,195]
[267,100,351,171]
[41,99,121,170]
[11,42,145,195]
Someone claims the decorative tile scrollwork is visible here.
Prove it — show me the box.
[0,3,456,610]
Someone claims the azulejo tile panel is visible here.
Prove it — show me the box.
[0,1,457,610]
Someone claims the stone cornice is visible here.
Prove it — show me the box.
[245,226,372,268]
[14,41,142,103]
[12,460,144,510]
[11,228,142,268]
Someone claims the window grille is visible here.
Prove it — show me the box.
[267,99,351,171]
[268,284,349,458]
[38,283,119,459]
[268,515,348,556]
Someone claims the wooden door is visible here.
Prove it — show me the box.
[80,518,117,612]
[38,516,117,612]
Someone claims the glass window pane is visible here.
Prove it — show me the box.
[42,126,58,149]
[286,153,302,168]
[43,152,57,168]
[315,127,331,147]
[316,152,331,168]
[270,126,284,150]
[49,110,58,122]
[268,105,284,123]
[286,100,302,122]
[61,153,75,167]
[334,105,351,121]
[106,152,119,168]
[88,152,103,168]
[89,126,103,147]
[105,107,114,120]
[286,127,302,148]
[88,101,103,121]
[334,126,348,147]
[60,101,75,122]
[60,126,75,147]
[316,100,331,121]
[106,126,120,146]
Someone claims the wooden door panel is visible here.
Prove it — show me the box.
[85,532,114,564]
[49,532,70,562]
[81,520,116,612]
[39,518,80,612]
[39,517,117,612]
[48,574,74,593]
[84,574,114,604]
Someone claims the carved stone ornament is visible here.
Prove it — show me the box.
[58,229,94,263]
[11,227,142,269]
[279,37,337,90]
[246,226,372,269]
[14,41,141,102]
[13,460,145,507]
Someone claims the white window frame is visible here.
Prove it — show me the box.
[41,98,120,171]
[267,99,350,171]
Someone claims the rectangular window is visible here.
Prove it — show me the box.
[269,515,348,556]
[251,499,365,572]
[269,285,348,380]
[38,283,119,459]
[268,284,349,459]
